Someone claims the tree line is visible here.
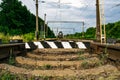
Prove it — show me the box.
[65,21,120,40]
[0,0,55,38]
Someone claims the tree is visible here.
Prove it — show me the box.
[105,21,120,39]
[85,27,96,39]
[46,27,55,38]
[108,21,120,38]
[105,23,115,38]
[0,0,33,34]
[0,0,55,38]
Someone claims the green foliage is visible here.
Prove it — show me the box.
[8,48,15,65]
[64,34,73,39]
[99,46,109,65]
[0,32,10,43]
[85,27,96,39]
[81,61,89,69]
[22,33,35,42]
[106,21,120,38]
[43,64,52,70]
[0,0,55,38]
[0,26,9,34]
[81,60,101,69]
[78,50,84,55]
[78,50,86,60]
[0,0,29,34]
[106,23,115,38]
[65,20,120,39]
[0,71,16,80]
[65,33,82,39]
[65,27,96,39]
[46,27,56,38]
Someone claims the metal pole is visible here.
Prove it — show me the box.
[82,22,84,38]
[103,0,106,43]
[101,0,106,43]
[35,0,39,40]
[44,13,46,39]
[73,28,75,34]
[104,22,106,43]
[96,0,101,42]
[46,22,48,37]
[57,27,58,38]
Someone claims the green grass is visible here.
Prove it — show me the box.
[99,45,109,65]
[0,70,16,80]
[8,48,15,65]
[80,60,102,69]
[0,33,10,44]
[0,70,51,80]
[78,50,86,60]
[0,32,36,43]
[42,64,52,70]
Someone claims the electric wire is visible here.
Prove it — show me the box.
[20,0,120,34]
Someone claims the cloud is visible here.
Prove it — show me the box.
[22,0,120,33]
[62,0,85,8]
[104,0,120,23]
[0,0,120,34]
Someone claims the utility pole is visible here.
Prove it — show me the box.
[44,13,46,39]
[96,0,101,42]
[58,0,61,8]
[35,0,39,40]
[82,22,85,38]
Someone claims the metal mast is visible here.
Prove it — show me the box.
[100,0,106,43]
[35,0,39,40]
[44,13,46,39]
[82,22,85,38]
[96,0,101,42]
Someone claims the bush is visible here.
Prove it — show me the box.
[0,33,10,44]
[22,33,35,42]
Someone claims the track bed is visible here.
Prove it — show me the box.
[0,49,120,80]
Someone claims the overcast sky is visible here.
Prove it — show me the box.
[0,0,120,34]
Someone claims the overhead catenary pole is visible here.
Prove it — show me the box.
[44,13,46,39]
[82,22,85,38]
[96,0,101,42]
[100,0,106,43]
[35,0,39,40]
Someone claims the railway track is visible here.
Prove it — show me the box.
[90,42,120,61]
[0,43,25,59]
[0,46,120,79]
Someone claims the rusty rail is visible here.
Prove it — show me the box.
[0,43,25,59]
[90,42,120,60]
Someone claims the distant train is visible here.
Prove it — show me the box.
[58,31,63,38]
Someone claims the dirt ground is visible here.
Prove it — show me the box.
[0,49,120,80]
